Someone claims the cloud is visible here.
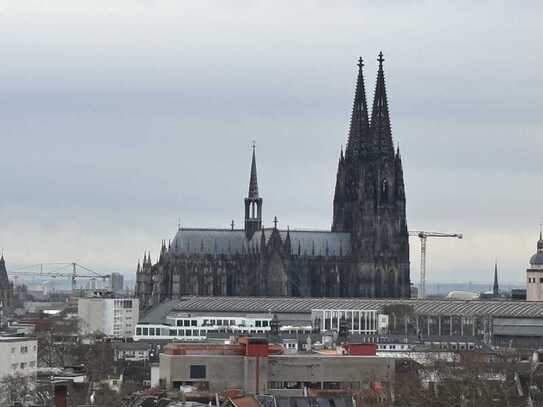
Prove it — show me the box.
[0,1,542,284]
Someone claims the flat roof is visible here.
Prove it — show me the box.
[163,296,543,318]
[0,336,36,342]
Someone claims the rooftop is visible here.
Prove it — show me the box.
[145,296,543,319]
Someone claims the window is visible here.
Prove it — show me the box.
[230,320,235,326]
[29,361,35,368]
[178,329,185,336]
[20,346,28,354]
[20,363,26,369]
[263,321,269,327]
[169,329,177,336]
[184,320,190,327]
[136,327,142,335]
[10,347,15,354]
[193,329,199,336]
[143,328,148,336]
[149,328,155,336]
[217,320,223,326]
[255,321,262,327]
[190,365,206,379]
[539,278,543,283]
[191,320,197,327]
[123,300,132,309]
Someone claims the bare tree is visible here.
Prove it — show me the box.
[0,373,37,406]
[36,316,80,368]
[393,350,533,407]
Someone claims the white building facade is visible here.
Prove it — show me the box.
[0,337,38,378]
[78,297,139,338]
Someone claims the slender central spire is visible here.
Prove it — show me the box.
[248,141,259,198]
[345,56,370,162]
[370,51,394,157]
[244,142,263,239]
[493,260,499,296]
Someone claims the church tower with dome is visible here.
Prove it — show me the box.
[526,230,543,301]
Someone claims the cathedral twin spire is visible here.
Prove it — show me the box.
[343,52,397,165]
[333,53,406,234]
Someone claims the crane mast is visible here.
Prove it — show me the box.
[409,231,463,299]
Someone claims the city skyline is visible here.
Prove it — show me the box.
[0,2,542,285]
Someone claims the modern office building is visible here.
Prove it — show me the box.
[78,296,139,339]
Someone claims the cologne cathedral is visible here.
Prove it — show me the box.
[136,53,410,308]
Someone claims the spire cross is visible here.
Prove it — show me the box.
[378,51,385,65]
[252,140,256,150]
[231,220,235,230]
[273,216,278,229]
[357,57,364,69]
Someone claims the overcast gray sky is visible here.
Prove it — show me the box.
[0,1,542,286]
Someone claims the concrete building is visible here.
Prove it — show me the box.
[527,233,543,301]
[159,338,393,394]
[78,296,139,338]
[111,272,124,293]
[0,337,37,378]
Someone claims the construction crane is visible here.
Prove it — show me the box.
[409,231,463,299]
[7,262,110,293]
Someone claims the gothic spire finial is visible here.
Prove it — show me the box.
[273,216,278,229]
[378,51,384,66]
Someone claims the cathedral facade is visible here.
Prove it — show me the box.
[136,54,410,308]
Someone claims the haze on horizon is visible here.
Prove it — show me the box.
[0,1,542,286]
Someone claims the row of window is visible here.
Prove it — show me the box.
[136,326,270,337]
[11,345,35,354]
[114,300,133,309]
[174,318,271,328]
[11,361,35,370]
[528,277,543,283]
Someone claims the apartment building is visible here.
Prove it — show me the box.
[0,337,38,378]
[78,296,139,339]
